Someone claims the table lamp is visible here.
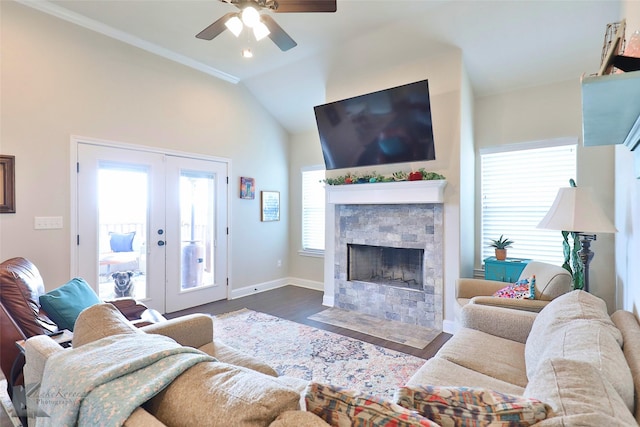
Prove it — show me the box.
[537,186,616,292]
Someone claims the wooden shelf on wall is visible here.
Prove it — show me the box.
[581,70,640,149]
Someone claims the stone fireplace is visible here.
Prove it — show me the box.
[324,180,446,330]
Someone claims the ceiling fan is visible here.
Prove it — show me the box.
[196,0,337,52]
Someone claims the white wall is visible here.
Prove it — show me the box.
[475,79,616,310]
[287,130,325,285]
[0,2,289,293]
[616,0,640,315]
[3,0,626,320]
[459,66,476,281]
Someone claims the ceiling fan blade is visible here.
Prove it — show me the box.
[261,15,297,51]
[274,0,336,13]
[196,12,237,40]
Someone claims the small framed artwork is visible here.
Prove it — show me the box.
[261,191,280,222]
[240,177,255,199]
[0,155,15,214]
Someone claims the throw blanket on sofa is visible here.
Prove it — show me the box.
[36,333,215,427]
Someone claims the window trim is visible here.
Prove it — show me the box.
[300,164,326,256]
[480,137,578,266]
[479,137,577,155]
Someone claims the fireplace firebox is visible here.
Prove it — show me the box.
[348,244,424,290]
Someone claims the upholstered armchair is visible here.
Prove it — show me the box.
[456,261,573,315]
[0,257,149,395]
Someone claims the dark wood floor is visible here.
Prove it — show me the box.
[167,285,452,359]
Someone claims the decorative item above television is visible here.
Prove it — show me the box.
[314,79,436,171]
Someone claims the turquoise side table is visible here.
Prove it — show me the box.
[484,257,532,283]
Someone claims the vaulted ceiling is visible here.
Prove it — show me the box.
[20,0,622,133]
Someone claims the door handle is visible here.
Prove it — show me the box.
[158,240,165,246]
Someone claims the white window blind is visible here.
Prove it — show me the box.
[481,140,577,265]
[301,166,325,253]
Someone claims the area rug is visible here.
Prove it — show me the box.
[308,307,440,349]
[212,309,426,399]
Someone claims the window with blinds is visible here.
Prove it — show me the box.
[301,166,325,254]
[480,139,577,266]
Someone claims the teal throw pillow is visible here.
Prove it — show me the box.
[39,278,101,331]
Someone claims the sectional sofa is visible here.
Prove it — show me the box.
[22,290,640,426]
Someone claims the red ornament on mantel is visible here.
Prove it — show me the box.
[408,172,423,181]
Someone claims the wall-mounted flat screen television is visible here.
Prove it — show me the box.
[313,79,435,171]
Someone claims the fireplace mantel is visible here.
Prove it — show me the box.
[326,180,447,205]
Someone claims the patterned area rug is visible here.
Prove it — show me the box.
[308,307,440,349]
[212,309,426,399]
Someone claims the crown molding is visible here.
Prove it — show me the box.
[14,0,241,84]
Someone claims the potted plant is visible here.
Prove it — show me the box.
[490,235,514,261]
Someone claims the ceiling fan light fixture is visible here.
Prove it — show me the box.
[242,48,253,58]
[241,6,260,28]
[225,15,243,37]
[253,21,270,41]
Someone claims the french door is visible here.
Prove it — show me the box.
[75,141,228,313]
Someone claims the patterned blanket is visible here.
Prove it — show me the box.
[36,333,215,427]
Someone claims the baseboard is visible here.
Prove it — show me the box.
[230,278,290,299]
[289,277,324,291]
[230,277,324,299]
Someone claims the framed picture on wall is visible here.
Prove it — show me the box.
[261,191,280,222]
[240,177,255,199]
[0,155,15,214]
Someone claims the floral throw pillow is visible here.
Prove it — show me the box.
[305,383,438,427]
[395,386,550,427]
[493,277,535,300]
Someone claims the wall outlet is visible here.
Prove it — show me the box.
[34,216,63,230]
[277,259,282,267]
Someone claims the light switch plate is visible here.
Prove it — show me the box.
[34,216,63,230]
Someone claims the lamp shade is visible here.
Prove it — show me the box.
[537,186,617,234]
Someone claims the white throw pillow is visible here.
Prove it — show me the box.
[72,303,141,347]
[527,319,633,411]
[145,361,301,427]
[524,358,636,426]
[525,290,622,377]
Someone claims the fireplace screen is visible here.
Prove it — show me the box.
[347,244,424,290]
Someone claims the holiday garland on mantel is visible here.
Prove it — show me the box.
[324,168,445,185]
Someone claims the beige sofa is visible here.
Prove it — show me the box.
[23,303,323,427]
[408,290,640,425]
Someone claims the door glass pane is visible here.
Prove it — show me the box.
[180,170,215,290]
[97,163,148,300]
